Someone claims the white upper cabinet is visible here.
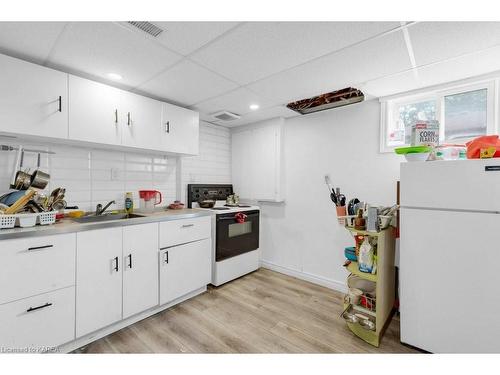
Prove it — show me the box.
[0,53,199,154]
[160,102,199,155]
[232,117,285,202]
[68,75,123,145]
[121,91,163,151]
[0,53,68,139]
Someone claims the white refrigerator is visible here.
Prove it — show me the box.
[400,159,500,353]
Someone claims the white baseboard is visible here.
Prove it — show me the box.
[260,260,347,294]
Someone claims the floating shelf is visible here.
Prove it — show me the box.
[346,261,378,282]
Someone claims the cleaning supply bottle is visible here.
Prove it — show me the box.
[125,192,134,214]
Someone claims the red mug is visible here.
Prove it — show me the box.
[139,190,162,205]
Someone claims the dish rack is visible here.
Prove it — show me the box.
[0,211,57,229]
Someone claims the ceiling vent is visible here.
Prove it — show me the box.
[287,87,364,115]
[211,111,241,122]
[127,21,164,37]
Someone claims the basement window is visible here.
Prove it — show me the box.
[380,80,496,152]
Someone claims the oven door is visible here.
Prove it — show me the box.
[216,210,259,262]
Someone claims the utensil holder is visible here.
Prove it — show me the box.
[336,206,347,225]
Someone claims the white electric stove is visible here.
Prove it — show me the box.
[187,184,260,286]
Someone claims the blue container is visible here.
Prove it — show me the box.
[344,246,357,261]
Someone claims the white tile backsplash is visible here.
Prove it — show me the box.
[0,121,231,212]
[179,121,232,203]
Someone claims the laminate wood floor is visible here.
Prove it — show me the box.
[78,268,418,353]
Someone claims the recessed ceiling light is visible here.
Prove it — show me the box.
[107,73,123,80]
[249,104,260,111]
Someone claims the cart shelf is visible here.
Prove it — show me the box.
[345,226,382,237]
[341,227,395,347]
[346,261,378,283]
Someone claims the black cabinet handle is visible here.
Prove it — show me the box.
[28,245,54,251]
[165,251,169,264]
[58,96,62,112]
[127,112,131,126]
[181,224,194,228]
[128,253,133,269]
[27,302,52,313]
[115,109,118,124]
[165,121,170,133]
[113,256,119,272]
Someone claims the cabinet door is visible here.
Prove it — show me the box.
[232,119,284,202]
[251,125,279,201]
[160,102,199,155]
[76,227,123,337]
[159,238,211,305]
[68,75,123,145]
[121,91,163,150]
[122,223,159,319]
[231,128,253,200]
[0,53,68,138]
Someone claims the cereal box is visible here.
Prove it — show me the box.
[411,120,440,147]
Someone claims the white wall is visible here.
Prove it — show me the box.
[258,100,402,291]
[0,121,231,211]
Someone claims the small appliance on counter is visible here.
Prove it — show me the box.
[138,190,162,213]
[187,184,260,286]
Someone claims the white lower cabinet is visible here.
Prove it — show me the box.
[0,287,75,350]
[159,238,211,305]
[122,223,159,319]
[0,215,211,349]
[76,227,123,338]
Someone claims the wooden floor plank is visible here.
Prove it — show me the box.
[78,268,418,354]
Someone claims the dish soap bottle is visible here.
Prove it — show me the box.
[125,192,134,214]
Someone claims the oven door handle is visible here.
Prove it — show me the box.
[217,213,258,221]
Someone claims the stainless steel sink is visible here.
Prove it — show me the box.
[72,213,145,223]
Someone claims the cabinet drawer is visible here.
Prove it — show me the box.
[159,216,211,248]
[0,286,75,351]
[0,233,76,304]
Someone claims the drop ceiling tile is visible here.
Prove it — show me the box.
[221,105,298,128]
[361,70,419,97]
[47,22,182,88]
[0,22,67,64]
[137,59,238,106]
[193,87,280,117]
[362,44,500,98]
[149,22,240,55]
[410,22,500,66]
[247,30,412,105]
[190,21,400,85]
[416,45,500,87]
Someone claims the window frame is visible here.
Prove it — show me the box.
[380,79,497,153]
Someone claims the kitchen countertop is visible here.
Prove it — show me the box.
[0,208,212,240]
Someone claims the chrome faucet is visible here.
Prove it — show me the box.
[95,200,116,216]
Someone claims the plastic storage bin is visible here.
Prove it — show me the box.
[0,215,17,229]
[37,211,57,225]
[16,213,38,228]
